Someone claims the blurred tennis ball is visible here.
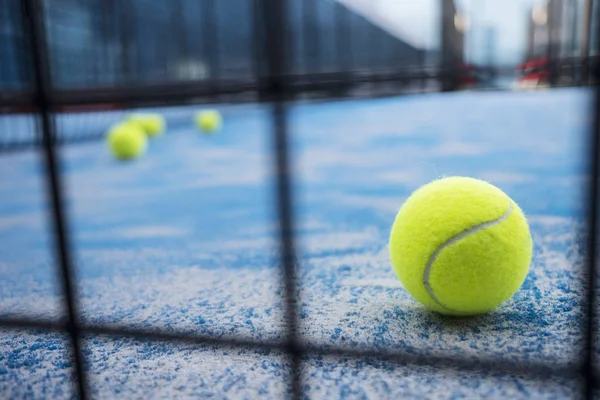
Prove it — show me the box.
[195,110,222,133]
[106,122,147,160]
[127,113,165,137]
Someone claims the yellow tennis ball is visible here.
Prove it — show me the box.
[106,122,147,160]
[389,177,532,316]
[195,110,222,133]
[127,113,165,137]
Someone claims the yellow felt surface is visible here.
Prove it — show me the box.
[389,177,532,315]
[195,110,222,133]
[127,114,166,137]
[106,123,148,160]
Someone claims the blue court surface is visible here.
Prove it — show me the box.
[0,88,593,398]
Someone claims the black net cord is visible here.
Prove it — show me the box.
[258,0,302,399]
[583,3,600,398]
[0,313,583,380]
[20,0,88,398]
[584,64,600,400]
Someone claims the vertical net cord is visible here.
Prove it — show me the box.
[584,64,600,400]
[257,0,302,398]
[584,5,600,398]
[273,98,302,400]
[21,0,87,398]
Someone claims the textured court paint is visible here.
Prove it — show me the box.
[423,202,514,311]
[0,89,593,398]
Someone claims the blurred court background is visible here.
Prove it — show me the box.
[0,0,599,399]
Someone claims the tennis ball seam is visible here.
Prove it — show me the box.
[422,200,514,312]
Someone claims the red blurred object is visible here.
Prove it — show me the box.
[515,56,550,87]
[459,63,479,72]
[515,56,549,71]
[460,75,479,85]
[458,63,481,86]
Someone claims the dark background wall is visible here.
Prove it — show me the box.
[0,0,426,91]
